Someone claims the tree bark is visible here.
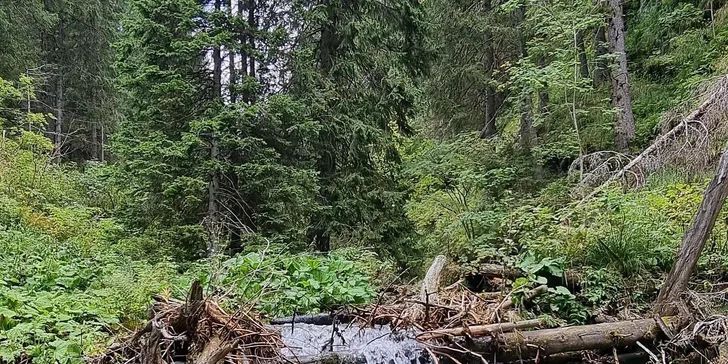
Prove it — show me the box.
[576,30,590,79]
[91,122,98,161]
[238,0,248,102]
[227,0,236,102]
[466,317,680,360]
[520,92,534,150]
[417,318,546,341]
[607,0,635,151]
[656,144,728,315]
[479,40,497,138]
[516,5,534,150]
[593,25,610,87]
[479,1,497,139]
[212,0,223,100]
[207,0,223,257]
[247,0,256,88]
[54,68,63,163]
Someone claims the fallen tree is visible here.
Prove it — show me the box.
[575,75,728,198]
[471,263,582,290]
[417,318,546,340]
[460,317,682,361]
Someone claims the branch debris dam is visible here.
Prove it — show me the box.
[277,323,427,364]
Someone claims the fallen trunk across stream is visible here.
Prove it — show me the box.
[463,316,681,361]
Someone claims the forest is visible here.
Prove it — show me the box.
[3,0,728,363]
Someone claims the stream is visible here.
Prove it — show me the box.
[276,323,429,364]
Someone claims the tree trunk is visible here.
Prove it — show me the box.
[227,0,236,102]
[417,318,546,341]
[238,0,248,103]
[91,123,98,160]
[479,35,497,138]
[607,0,635,151]
[516,5,533,150]
[212,0,223,100]
[466,317,680,360]
[100,123,105,162]
[207,137,220,257]
[656,144,728,315]
[54,69,63,163]
[576,30,590,79]
[593,25,610,87]
[520,92,534,150]
[207,0,223,257]
[247,0,256,99]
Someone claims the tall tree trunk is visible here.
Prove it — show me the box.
[576,30,589,79]
[100,123,105,162]
[519,92,534,150]
[538,91,549,115]
[208,0,223,256]
[207,136,220,256]
[656,145,728,315]
[247,0,256,87]
[212,0,223,100]
[608,0,635,151]
[479,43,497,138]
[92,123,98,161]
[238,0,248,102]
[227,0,236,102]
[593,25,610,87]
[516,5,533,149]
[54,69,63,163]
[479,1,497,138]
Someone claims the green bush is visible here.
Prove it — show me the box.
[219,251,377,317]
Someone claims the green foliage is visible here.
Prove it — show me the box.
[0,128,385,362]
[218,251,377,317]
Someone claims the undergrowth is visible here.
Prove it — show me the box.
[0,130,382,363]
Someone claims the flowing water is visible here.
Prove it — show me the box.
[276,323,429,364]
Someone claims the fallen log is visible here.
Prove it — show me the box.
[417,318,546,340]
[270,313,353,326]
[465,316,682,360]
[478,263,523,279]
[578,75,728,200]
[472,264,582,289]
[500,350,648,364]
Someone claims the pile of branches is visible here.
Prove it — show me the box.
[343,257,690,363]
[91,281,283,364]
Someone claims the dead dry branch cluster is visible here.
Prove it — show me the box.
[91,281,283,364]
[572,75,728,195]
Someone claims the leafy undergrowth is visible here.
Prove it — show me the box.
[0,133,382,363]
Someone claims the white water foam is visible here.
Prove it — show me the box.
[276,323,426,364]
